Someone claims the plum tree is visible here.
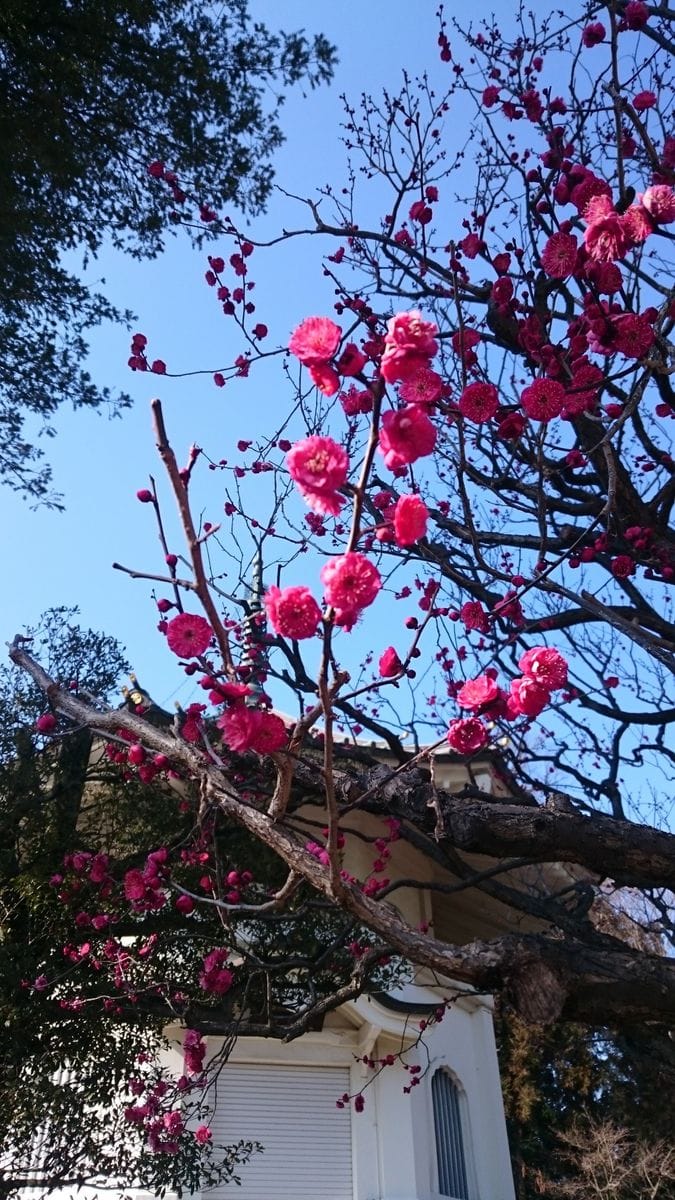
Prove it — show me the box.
[7,0,675,1193]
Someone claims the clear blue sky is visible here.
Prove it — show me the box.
[4,1,478,712]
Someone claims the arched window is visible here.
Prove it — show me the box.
[432,1068,470,1199]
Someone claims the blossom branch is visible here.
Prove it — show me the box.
[151,398,235,677]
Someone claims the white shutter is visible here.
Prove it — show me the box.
[205,1062,353,1200]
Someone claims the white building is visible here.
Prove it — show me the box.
[178,981,514,1200]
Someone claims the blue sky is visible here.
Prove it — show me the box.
[4,1,478,711]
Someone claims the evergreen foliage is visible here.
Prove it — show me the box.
[0,1,335,503]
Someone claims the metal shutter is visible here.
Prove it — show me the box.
[205,1062,353,1200]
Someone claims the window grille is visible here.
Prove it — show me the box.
[432,1068,470,1199]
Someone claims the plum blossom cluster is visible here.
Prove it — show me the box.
[124,1094,186,1156]
[447,647,569,755]
[378,311,440,472]
[337,991,450,1112]
[119,286,597,786]
[124,849,171,913]
[124,1039,215,1156]
[580,3,650,44]
[183,1028,207,1076]
[217,703,287,755]
[380,310,439,384]
[441,160,674,433]
[542,162,675,274]
[199,948,235,995]
[378,404,437,470]
[202,240,268,361]
[581,186,675,266]
[36,830,259,1030]
[306,817,400,904]
[162,612,288,755]
[39,868,162,1006]
[370,491,429,548]
[278,310,444,639]
[127,331,167,376]
[288,315,368,397]
[288,315,342,396]
[285,309,445,509]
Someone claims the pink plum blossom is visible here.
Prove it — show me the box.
[540,231,578,278]
[379,647,403,677]
[584,194,614,223]
[308,362,341,396]
[519,646,568,690]
[288,316,341,365]
[622,204,653,243]
[378,406,437,470]
[460,600,489,633]
[321,553,382,615]
[570,171,611,214]
[633,90,656,112]
[199,948,234,994]
[380,311,438,383]
[398,367,445,406]
[612,313,654,358]
[183,1029,206,1075]
[611,554,636,578]
[458,381,499,422]
[584,212,630,263]
[582,21,606,46]
[336,343,368,376]
[340,385,373,416]
[447,717,489,755]
[286,435,349,515]
[641,185,675,223]
[520,378,566,422]
[452,328,481,357]
[166,613,213,658]
[508,676,551,718]
[456,674,500,712]
[624,0,649,26]
[393,495,429,546]
[264,585,322,639]
[562,361,604,416]
[584,261,623,294]
[218,706,287,754]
